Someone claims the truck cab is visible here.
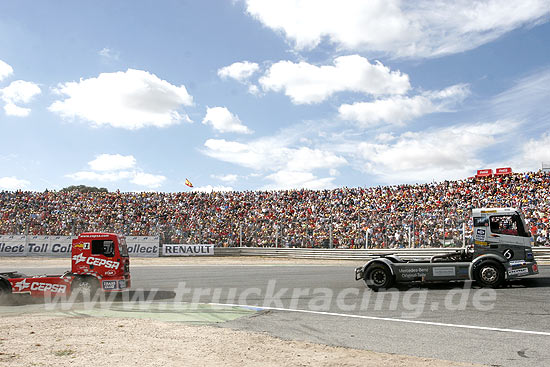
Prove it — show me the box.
[0,232,131,298]
[355,207,538,290]
[471,208,538,279]
[71,233,131,293]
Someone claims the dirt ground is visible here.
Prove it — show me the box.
[0,314,481,367]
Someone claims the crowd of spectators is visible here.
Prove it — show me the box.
[0,171,549,248]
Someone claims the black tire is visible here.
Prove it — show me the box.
[364,264,394,291]
[474,261,505,288]
[71,276,100,299]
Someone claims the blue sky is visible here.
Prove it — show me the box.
[1,0,549,192]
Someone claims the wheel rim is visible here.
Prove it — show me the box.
[480,266,498,284]
[371,269,387,286]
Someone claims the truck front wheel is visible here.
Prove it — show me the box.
[474,261,505,288]
[364,264,394,291]
[71,277,99,299]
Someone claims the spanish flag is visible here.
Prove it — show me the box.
[185,178,193,188]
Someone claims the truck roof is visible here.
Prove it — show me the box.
[77,232,120,239]
[471,207,519,216]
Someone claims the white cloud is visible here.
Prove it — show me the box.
[66,171,133,182]
[212,174,239,183]
[1,80,41,117]
[522,133,550,165]
[491,68,550,130]
[0,59,14,81]
[67,154,165,188]
[88,154,136,171]
[99,47,120,61]
[218,61,260,82]
[259,55,410,104]
[339,84,470,127]
[248,85,260,95]
[204,139,347,172]
[203,137,347,189]
[4,103,31,117]
[49,69,194,130]
[202,107,252,134]
[245,0,550,58]
[131,172,166,188]
[349,120,518,182]
[0,176,30,190]
[286,147,347,171]
[193,185,234,192]
[264,170,335,190]
[67,170,165,188]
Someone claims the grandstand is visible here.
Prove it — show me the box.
[1,171,549,248]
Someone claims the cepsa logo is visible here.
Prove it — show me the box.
[72,253,120,269]
[13,279,67,293]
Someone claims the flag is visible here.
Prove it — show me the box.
[185,178,193,188]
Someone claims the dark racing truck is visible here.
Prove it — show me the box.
[355,208,539,290]
[0,232,131,298]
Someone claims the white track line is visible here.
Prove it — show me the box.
[209,302,550,337]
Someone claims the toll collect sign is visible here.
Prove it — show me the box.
[26,235,75,257]
[162,244,214,256]
[0,235,27,257]
[126,236,160,258]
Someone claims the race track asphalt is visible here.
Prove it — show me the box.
[5,263,550,366]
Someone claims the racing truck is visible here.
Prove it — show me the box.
[0,232,131,298]
[355,208,539,290]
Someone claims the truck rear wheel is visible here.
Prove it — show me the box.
[474,261,505,288]
[71,277,99,299]
[364,264,394,291]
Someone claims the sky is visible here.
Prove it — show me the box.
[1,0,550,192]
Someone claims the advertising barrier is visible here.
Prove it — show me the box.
[476,169,493,177]
[0,235,27,257]
[0,235,159,258]
[26,235,75,257]
[126,236,160,258]
[495,167,512,175]
[162,244,214,256]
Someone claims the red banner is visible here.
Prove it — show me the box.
[495,167,512,175]
[476,169,493,177]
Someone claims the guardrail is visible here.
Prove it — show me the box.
[213,247,550,261]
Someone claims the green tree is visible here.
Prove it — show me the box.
[60,185,108,193]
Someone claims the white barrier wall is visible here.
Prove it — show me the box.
[26,235,75,257]
[0,235,160,258]
[0,235,27,257]
[126,236,160,257]
[162,244,214,256]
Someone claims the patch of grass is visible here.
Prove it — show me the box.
[53,349,75,357]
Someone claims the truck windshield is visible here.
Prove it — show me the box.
[489,214,531,237]
[91,240,115,257]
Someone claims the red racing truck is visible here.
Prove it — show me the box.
[0,233,131,298]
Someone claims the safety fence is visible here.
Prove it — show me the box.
[211,247,550,262]
[2,234,549,261]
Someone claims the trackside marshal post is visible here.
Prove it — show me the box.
[162,244,214,256]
